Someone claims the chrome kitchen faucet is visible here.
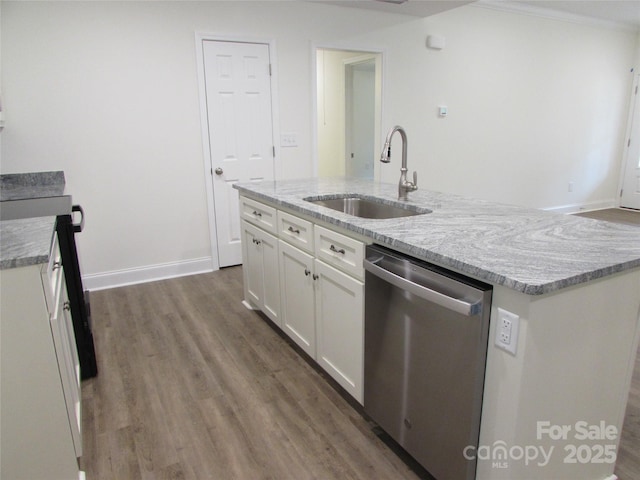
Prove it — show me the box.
[380,125,418,201]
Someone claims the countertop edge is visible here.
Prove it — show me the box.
[234,184,640,296]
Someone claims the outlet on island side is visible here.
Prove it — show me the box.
[495,308,519,355]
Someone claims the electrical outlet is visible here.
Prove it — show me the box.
[495,308,519,355]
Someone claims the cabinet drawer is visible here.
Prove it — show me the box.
[240,196,277,235]
[277,211,314,254]
[314,225,364,281]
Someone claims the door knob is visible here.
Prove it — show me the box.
[214,167,223,175]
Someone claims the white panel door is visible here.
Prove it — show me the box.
[203,40,275,266]
[621,75,640,209]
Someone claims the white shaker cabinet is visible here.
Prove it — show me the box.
[278,239,316,358]
[240,219,280,325]
[240,195,366,404]
[314,258,364,402]
[1,232,83,480]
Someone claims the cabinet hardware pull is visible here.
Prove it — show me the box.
[330,245,346,255]
[52,261,62,270]
[312,274,319,280]
[304,268,311,276]
[252,210,262,217]
[287,226,300,234]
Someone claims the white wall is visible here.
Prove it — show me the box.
[0,1,410,285]
[352,5,638,209]
[1,1,637,286]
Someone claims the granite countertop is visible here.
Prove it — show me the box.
[234,178,640,295]
[0,216,57,269]
[0,171,65,269]
[0,171,66,201]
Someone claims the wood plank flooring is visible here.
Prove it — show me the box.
[574,207,640,226]
[81,267,424,480]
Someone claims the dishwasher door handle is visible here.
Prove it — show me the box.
[364,258,482,316]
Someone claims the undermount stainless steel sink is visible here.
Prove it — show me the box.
[304,195,431,219]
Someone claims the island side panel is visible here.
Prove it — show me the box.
[478,269,640,480]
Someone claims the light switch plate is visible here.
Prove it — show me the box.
[280,133,298,147]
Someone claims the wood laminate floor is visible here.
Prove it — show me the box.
[82,207,640,479]
[81,267,425,480]
[574,207,640,226]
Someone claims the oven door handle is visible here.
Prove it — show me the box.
[72,204,85,233]
[363,257,482,316]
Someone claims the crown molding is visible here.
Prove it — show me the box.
[471,0,639,32]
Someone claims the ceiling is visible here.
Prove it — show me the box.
[316,0,640,30]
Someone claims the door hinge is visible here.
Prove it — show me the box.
[628,138,632,147]
[272,146,276,157]
[620,188,624,197]
[269,64,272,76]
[635,85,638,95]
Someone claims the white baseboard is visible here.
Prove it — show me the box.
[543,199,617,215]
[82,257,214,291]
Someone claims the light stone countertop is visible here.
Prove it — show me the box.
[0,216,56,269]
[234,178,640,295]
[0,171,65,201]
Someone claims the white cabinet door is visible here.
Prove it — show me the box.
[314,259,364,403]
[261,229,280,324]
[242,221,263,308]
[241,220,280,324]
[51,278,82,458]
[279,240,316,358]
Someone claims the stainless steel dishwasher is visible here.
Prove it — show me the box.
[364,244,492,480]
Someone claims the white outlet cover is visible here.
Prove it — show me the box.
[495,307,519,356]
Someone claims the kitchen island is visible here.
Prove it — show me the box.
[234,178,640,480]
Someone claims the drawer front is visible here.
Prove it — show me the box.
[314,225,364,281]
[240,196,277,235]
[277,210,313,254]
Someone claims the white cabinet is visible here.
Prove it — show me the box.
[241,220,280,324]
[240,195,366,403]
[279,239,316,357]
[49,274,82,458]
[1,232,83,480]
[240,196,277,234]
[314,259,364,402]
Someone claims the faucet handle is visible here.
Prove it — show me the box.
[413,171,418,188]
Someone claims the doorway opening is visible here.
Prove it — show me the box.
[315,48,382,179]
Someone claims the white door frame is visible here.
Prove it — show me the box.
[345,54,378,179]
[618,73,640,209]
[311,42,385,182]
[195,33,282,270]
